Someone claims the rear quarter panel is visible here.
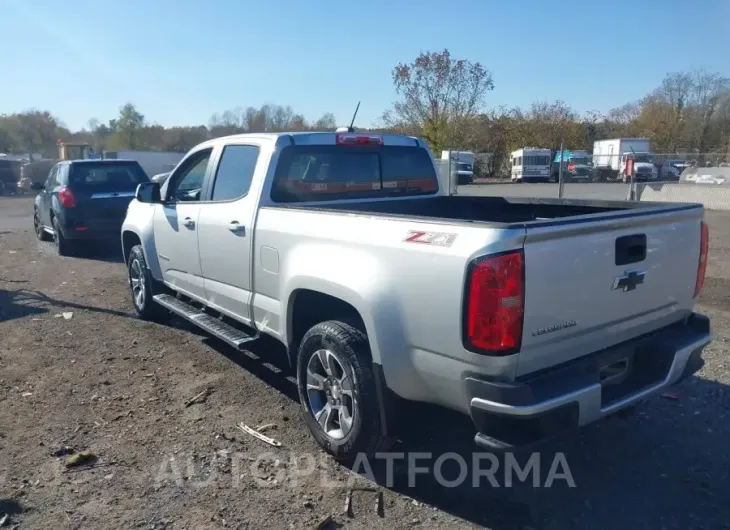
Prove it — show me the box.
[252,206,525,410]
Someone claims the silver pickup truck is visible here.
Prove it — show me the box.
[121,129,712,459]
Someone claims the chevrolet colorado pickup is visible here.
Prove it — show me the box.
[121,130,712,460]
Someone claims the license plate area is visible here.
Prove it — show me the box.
[600,346,674,407]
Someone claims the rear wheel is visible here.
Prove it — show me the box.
[297,320,390,461]
[34,210,52,241]
[52,217,73,256]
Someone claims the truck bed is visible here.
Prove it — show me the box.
[262,194,704,377]
[271,195,697,226]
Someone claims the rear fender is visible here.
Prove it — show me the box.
[281,244,408,367]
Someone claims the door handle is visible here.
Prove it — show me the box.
[183,217,195,229]
[228,221,245,235]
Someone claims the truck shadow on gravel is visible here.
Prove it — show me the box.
[71,242,125,264]
[189,332,729,529]
[369,377,730,529]
[0,287,135,323]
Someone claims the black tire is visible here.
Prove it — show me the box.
[34,209,52,241]
[297,320,389,461]
[127,245,166,321]
[52,217,73,256]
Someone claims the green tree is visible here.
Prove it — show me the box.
[107,103,146,150]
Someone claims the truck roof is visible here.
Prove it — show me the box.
[197,131,425,149]
[63,159,142,165]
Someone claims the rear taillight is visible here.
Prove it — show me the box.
[336,134,383,146]
[59,187,76,208]
[694,221,709,297]
[463,251,524,354]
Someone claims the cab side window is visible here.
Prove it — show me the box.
[210,145,260,201]
[165,149,212,202]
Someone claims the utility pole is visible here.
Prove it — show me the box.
[558,141,565,198]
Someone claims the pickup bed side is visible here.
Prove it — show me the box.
[251,205,527,408]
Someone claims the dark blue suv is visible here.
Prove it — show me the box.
[33,159,149,255]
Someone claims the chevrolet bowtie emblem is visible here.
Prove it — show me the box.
[612,270,646,292]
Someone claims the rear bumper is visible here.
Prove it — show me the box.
[467,313,711,450]
[56,214,123,241]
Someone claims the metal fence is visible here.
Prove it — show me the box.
[458,157,730,211]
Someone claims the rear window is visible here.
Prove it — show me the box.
[271,145,438,203]
[69,162,149,191]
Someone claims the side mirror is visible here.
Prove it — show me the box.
[135,182,161,203]
[31,182,44,190]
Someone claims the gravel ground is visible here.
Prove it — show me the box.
[0,196,728,530]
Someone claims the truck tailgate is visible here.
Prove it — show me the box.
[517,205,704,377]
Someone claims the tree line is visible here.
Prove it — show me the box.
[0,103,337,158]
[381,50,730,175]
[2,48,729,177]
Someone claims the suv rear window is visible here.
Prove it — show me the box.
[69,162,149,191]
[271,145,438,203]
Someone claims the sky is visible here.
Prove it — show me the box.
[1,0,728,132]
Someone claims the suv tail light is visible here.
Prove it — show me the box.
[463,250,524,354]
[59,187,76,208]
[694,221,709,297]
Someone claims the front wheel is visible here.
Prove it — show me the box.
[127,245,166,321]
[297,320,390,461]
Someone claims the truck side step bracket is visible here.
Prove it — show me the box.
[153,294,258,350]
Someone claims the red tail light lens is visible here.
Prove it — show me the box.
[464,251,524,354]
[336,134,383,146]
[694,221,709,297]
[59,187,76,208]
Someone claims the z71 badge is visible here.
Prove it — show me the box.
[403,230,457,247]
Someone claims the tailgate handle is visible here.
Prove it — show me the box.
[615,234,646,266]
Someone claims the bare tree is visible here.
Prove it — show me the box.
[688,69,730,152]
[383,49,494,151]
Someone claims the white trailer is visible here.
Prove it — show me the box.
[441,151,475,184]
[103,150,185,179]
[510,147,551,182]
[593,138,654,181]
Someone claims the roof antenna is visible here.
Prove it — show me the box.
[347,101,361,132]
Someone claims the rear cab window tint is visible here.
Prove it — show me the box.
[271,145,438,203]
[69,162,149,192]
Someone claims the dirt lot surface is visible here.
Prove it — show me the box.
[1,196,729,530]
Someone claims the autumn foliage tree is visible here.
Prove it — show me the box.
[382,49,494,152]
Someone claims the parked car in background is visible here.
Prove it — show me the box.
[660,159,690,181]
[34,159,149,256]
[551,150,596,182]
[624,152,659,182]
[121,130,711,459]
[441,150,474,184]
[510,147,551,182]
[0,159,22,195]
[18,159,56,192]
[593,138,656,181]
